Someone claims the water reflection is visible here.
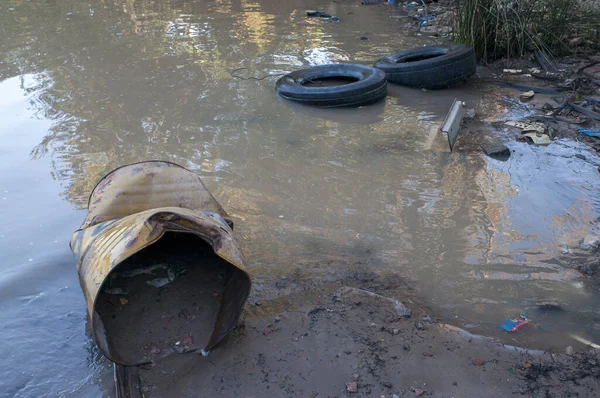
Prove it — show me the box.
[1,4,600,394]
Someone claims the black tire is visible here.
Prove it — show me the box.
[276,64,387,107]
[374,45,476,90]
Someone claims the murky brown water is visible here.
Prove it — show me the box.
[1,0,600,396]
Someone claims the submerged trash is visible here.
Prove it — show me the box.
[537,302,562,311]
[500,319,528,332]
[570,334,600,349]
[306,10,339,21]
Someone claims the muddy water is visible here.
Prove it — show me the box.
[1,0,599,396]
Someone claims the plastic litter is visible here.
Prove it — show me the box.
[500,313,529,332]
[500,319,528,332]
[578,128,600,138]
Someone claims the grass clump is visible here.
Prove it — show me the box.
[453,0,600,60]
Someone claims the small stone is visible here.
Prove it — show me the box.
[523,363,532,369]
[575,154,586,160]
[392,328,399,335]
[415,389,425,397]
[346,382,358,393]
[274,316,281,322]
[472,359,485,366]
[483,143,511,160]
[520,90,535,100]
[183,334,194,346]
[382,381,393,388]
[360,36,368,40]
[393,395,400,398]
[565,346,574,355]
[292,336,299,342]
[414,321,425,330]
[452,381,458,386]
[119,297,129,305]
[353,373,359,381]
[423,352,433,357]
[569,37,584,46]
[579,236,600,251]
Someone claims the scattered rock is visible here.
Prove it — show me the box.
[520,90,535,100]
[393,395,400,398]
[346,382,358,393]
[395,302,412,318]
[392,328,399,335]
[579,236,600,251]
[359,36,369,40]
[291,336,299,342]
[575,154,586,160]
[452,381,458,386]
[119,297,129,305]
[382,381,393,388]
[523,363,532,369]
[565,346,574,355]
[569,37,584,46]
[472,359,486,366]
[414,320,425,330]
[414,388,425,397]
[483,143,511,161]
[423,352,434,357]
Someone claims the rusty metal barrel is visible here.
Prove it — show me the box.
[70,161,251,365]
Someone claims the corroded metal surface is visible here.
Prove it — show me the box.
[70,161,251,365]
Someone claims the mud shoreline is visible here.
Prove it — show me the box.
[135,276,600,397]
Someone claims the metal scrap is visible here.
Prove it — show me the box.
[440,99,465,151]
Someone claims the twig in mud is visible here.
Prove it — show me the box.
[230,67,289,81]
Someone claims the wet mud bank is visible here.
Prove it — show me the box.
[136,277,600,398]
